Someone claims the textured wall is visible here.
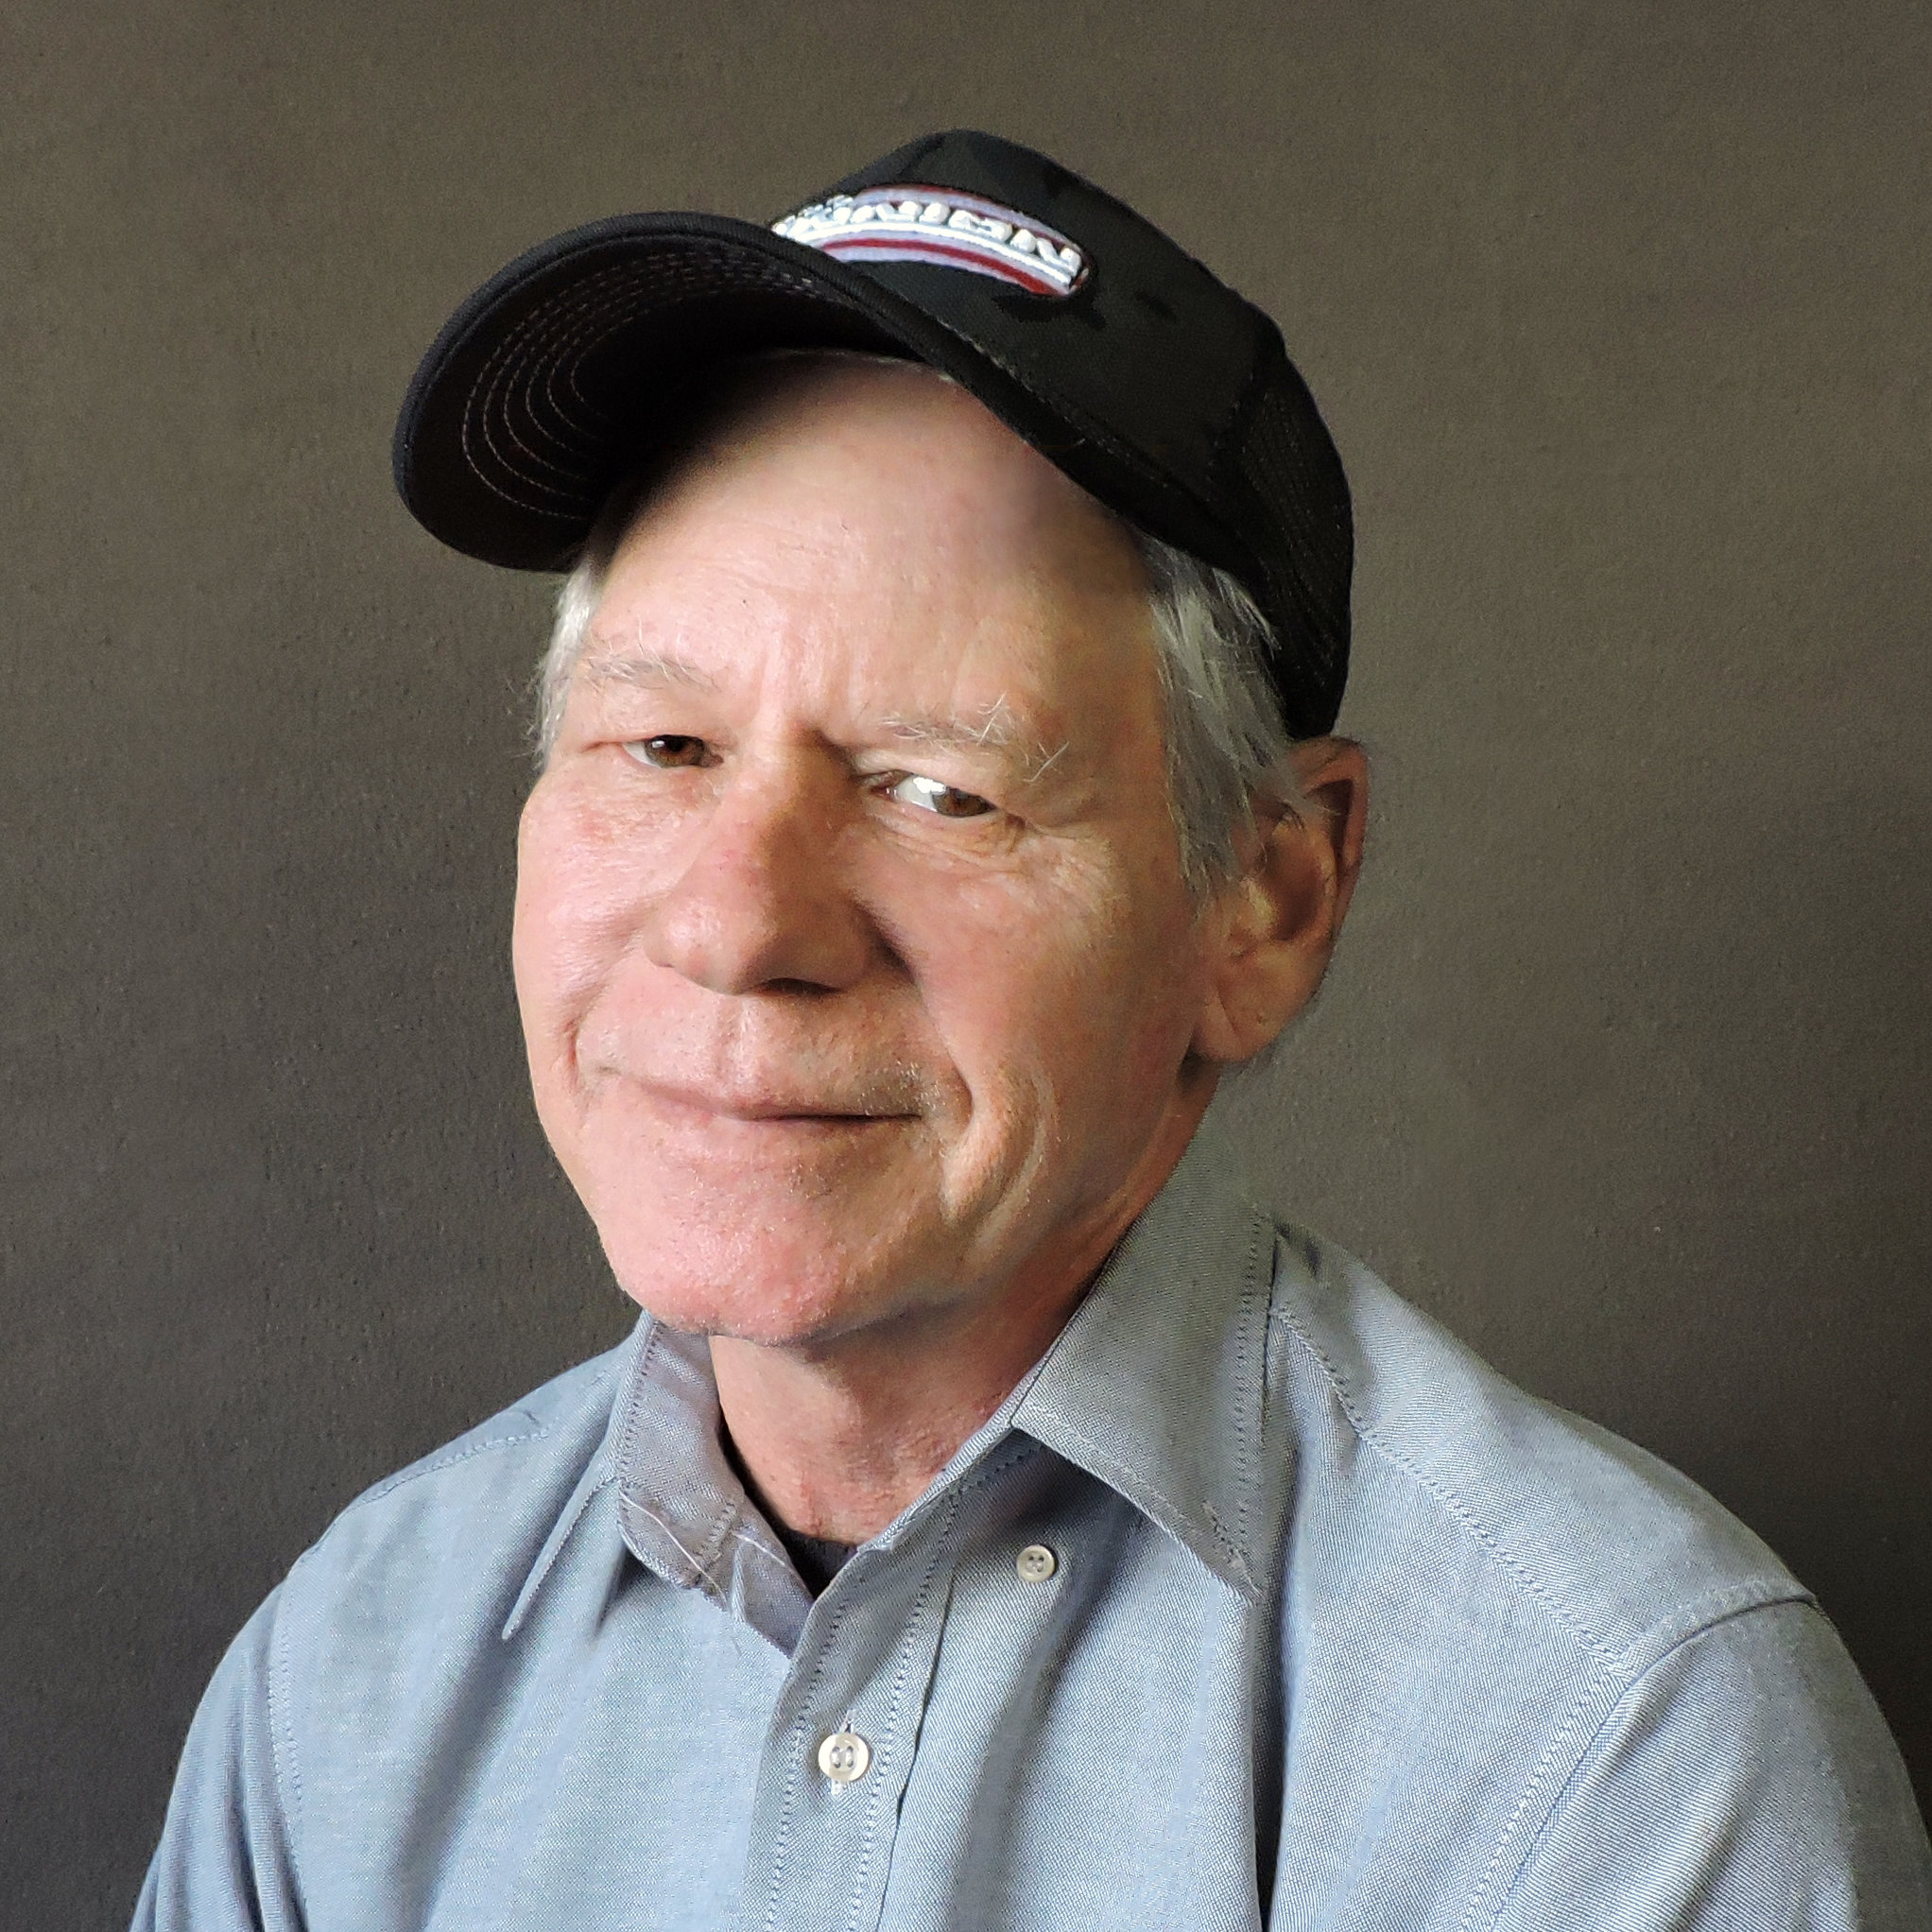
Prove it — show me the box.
[4,1,1926,1921]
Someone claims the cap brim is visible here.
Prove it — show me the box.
[392,210,1164,572]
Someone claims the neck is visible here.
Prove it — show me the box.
[710,1081,1214,1546]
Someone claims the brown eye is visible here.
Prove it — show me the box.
[622,734,711,769]
[884,772,994,819]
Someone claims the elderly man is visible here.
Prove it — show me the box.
[137,131,1927,1929]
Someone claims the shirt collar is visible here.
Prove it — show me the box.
[1006,1115,1280,1599]
[501,1320,808,1649]
[612,1321,813,1650]
[509,1114,1282,1644]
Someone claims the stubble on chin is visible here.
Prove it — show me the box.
[575,1110,968,1337]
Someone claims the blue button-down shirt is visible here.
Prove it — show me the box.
[135,1125,1932,1929]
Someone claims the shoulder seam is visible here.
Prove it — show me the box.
[1273,1299,1813,1672]
[1475,1596,1825,1927]
[1455,1665,1620,1932]
[266,1354,630,1853]
[336,1361,622,1519]
[267,1562,308,1899]
[1273,1306,1623,1665]
[341,1425,554,1514]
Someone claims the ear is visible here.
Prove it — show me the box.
[1190,738,1369,1064]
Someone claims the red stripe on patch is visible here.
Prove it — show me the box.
[814,233,1067,296]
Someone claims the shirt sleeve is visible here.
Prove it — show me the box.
[1492,1599,1932,1930]
[130,1584,306,1932]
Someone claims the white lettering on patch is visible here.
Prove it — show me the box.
[773,185,1090,297]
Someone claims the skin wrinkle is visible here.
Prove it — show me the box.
[512,354,1366,1544]
[538,353,1307,907]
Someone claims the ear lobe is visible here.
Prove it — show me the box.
[1189,739,1369,1064]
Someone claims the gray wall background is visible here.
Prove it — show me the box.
[4,0,1926,1922]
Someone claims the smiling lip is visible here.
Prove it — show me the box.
[628,1076,921,1125]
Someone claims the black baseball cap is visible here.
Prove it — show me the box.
[393,129,1353,736]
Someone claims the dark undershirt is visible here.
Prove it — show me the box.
[719,1422,857,1596]
[771,1524,858,1596]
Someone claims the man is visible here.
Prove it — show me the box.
[137,130,1929,1928]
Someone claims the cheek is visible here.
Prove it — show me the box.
[511,782,655,1054]
[891,859,1205,1123]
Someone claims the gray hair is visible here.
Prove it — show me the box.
[534,407,1306,903]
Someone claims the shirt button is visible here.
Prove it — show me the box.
[1016,1543,1058,1582]
[817,1731,871,1785]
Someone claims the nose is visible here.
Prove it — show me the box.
[642,757,875,995]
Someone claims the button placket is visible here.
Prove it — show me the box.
[744,1490,970,1932]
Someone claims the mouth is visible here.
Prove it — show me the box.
[626,1076,922,1128]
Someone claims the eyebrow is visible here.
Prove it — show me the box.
[577,645,719,694]
[881,699,1070,784]
[575,654,1071,785]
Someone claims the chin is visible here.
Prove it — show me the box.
[589,1188,934,1349]
[554,1093,979,1341]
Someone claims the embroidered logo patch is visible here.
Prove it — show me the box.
[772,186,1089,297]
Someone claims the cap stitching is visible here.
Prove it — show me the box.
[459,249,830,519]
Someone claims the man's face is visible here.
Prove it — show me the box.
[513,357,1224,1348]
